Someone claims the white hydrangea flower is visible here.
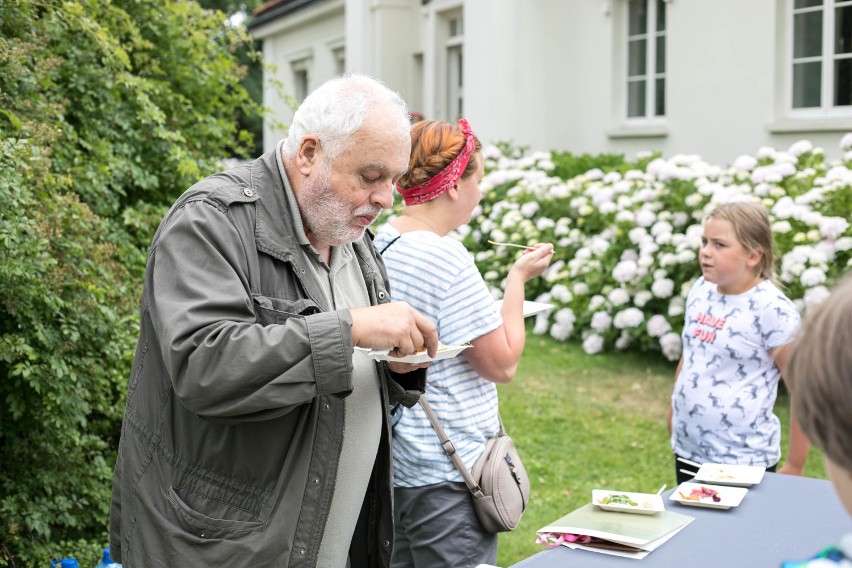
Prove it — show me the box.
[660,332,683,361]
[732,155,758,171]
[676,250,697,264]
[536,217,556,231]
[621,249,639,261]
[573,282,590,295]
[820,217,850,239]
[608,288,631,306]
[614,307,644,329]
[520,201,540,218]
[788,140,813,157]
[549,321,573,341]
[613,259,639,283]
[550,284,573,303]
[803,285,831,308]
[554,307,576,326]
[646,314,672,338]
[635,209,657,227]
[800,267,827,287]
[533,313,550,335]
[772,220,792,234]
[840,133,852,151]
[590,311,613,332]
[835,237,852,251]
[490,229,508,243]
[633,290,653,307]
[668,296,685,318]
[614,331,632,350]
[673,212,689,227]
[652,278,675,298]
[589,236,611,255]
[628,227,648,245]
[589,294,606,311]
[583,333,605,355]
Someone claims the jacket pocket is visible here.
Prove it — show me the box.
[167,485,265,539]
[252,295,320,326]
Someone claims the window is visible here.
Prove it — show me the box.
[332,47,345,76]
[626,0,666,119]
[446,14,464,120]
[291,58,310,103]
[791,0,852,112]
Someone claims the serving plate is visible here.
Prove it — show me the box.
[494,300,554,318]
[669,482,748,510]
[592,490,665,515]
[356,343,470,364]
[693,463,765,487]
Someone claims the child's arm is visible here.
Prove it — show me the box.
[667,357,683,436]
[771,343,810,475]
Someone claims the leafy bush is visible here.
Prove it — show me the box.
[1,1,263,565]
[461,138,852,361]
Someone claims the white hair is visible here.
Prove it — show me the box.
[282,73,410,161]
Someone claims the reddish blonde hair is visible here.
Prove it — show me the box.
[396,120,482,190]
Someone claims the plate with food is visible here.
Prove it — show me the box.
[591,490,665,515]
[669,482,748,510]
[692,463,766,487]
[356,343,471,364]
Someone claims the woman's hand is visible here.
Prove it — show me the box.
[509,243,555,282]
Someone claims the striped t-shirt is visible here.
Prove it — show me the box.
[375,225,502,487]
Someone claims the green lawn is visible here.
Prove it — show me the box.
[495,334,828,567]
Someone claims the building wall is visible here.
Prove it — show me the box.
[251,0,852,163]
[253,0,346,148]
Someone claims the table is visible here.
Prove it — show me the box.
[510,473,850,568]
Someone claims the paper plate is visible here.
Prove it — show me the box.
[356,343,470,364]
[494,300,554,318]
[693,463,765,487]
[592,490,665,515]
[669,482,748,510]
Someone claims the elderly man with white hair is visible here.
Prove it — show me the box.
[109,74,438,568]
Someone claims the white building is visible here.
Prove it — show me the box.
[249,0,852,164]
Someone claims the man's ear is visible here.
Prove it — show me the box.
[296,135,321,176]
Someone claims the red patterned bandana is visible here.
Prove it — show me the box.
[397,118,476,205]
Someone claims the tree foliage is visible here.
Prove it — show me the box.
[0,1,263,565]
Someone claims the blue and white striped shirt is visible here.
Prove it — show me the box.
[375,225,502,487]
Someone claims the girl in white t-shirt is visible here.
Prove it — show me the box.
[375,119,553,568]
[667,201,809,484]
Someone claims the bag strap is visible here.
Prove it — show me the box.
[378,235,401,255]
[419,394,486,498]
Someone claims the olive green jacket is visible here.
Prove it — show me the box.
[109,149,426,567]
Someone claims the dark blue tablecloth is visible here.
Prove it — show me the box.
[510,472,850,568]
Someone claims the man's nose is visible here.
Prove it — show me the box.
[372,180,394,209]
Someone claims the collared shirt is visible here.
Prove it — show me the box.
[275,142,383,567]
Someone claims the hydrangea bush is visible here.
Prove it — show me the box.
[454,135,852,361]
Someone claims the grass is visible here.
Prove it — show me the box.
[495,334,828,567]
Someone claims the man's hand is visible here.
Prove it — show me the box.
[351,302,439,358]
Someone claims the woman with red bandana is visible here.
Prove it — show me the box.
[374,119,554,567]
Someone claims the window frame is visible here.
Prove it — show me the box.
[444,11,464,121]
[624,0,667,123]
[788,0,852,118]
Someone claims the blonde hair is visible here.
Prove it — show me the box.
[787,273,852,472]
[705,201,776,284]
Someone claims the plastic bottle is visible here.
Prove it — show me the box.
[50,559,80,568]
[94,547,121,568]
